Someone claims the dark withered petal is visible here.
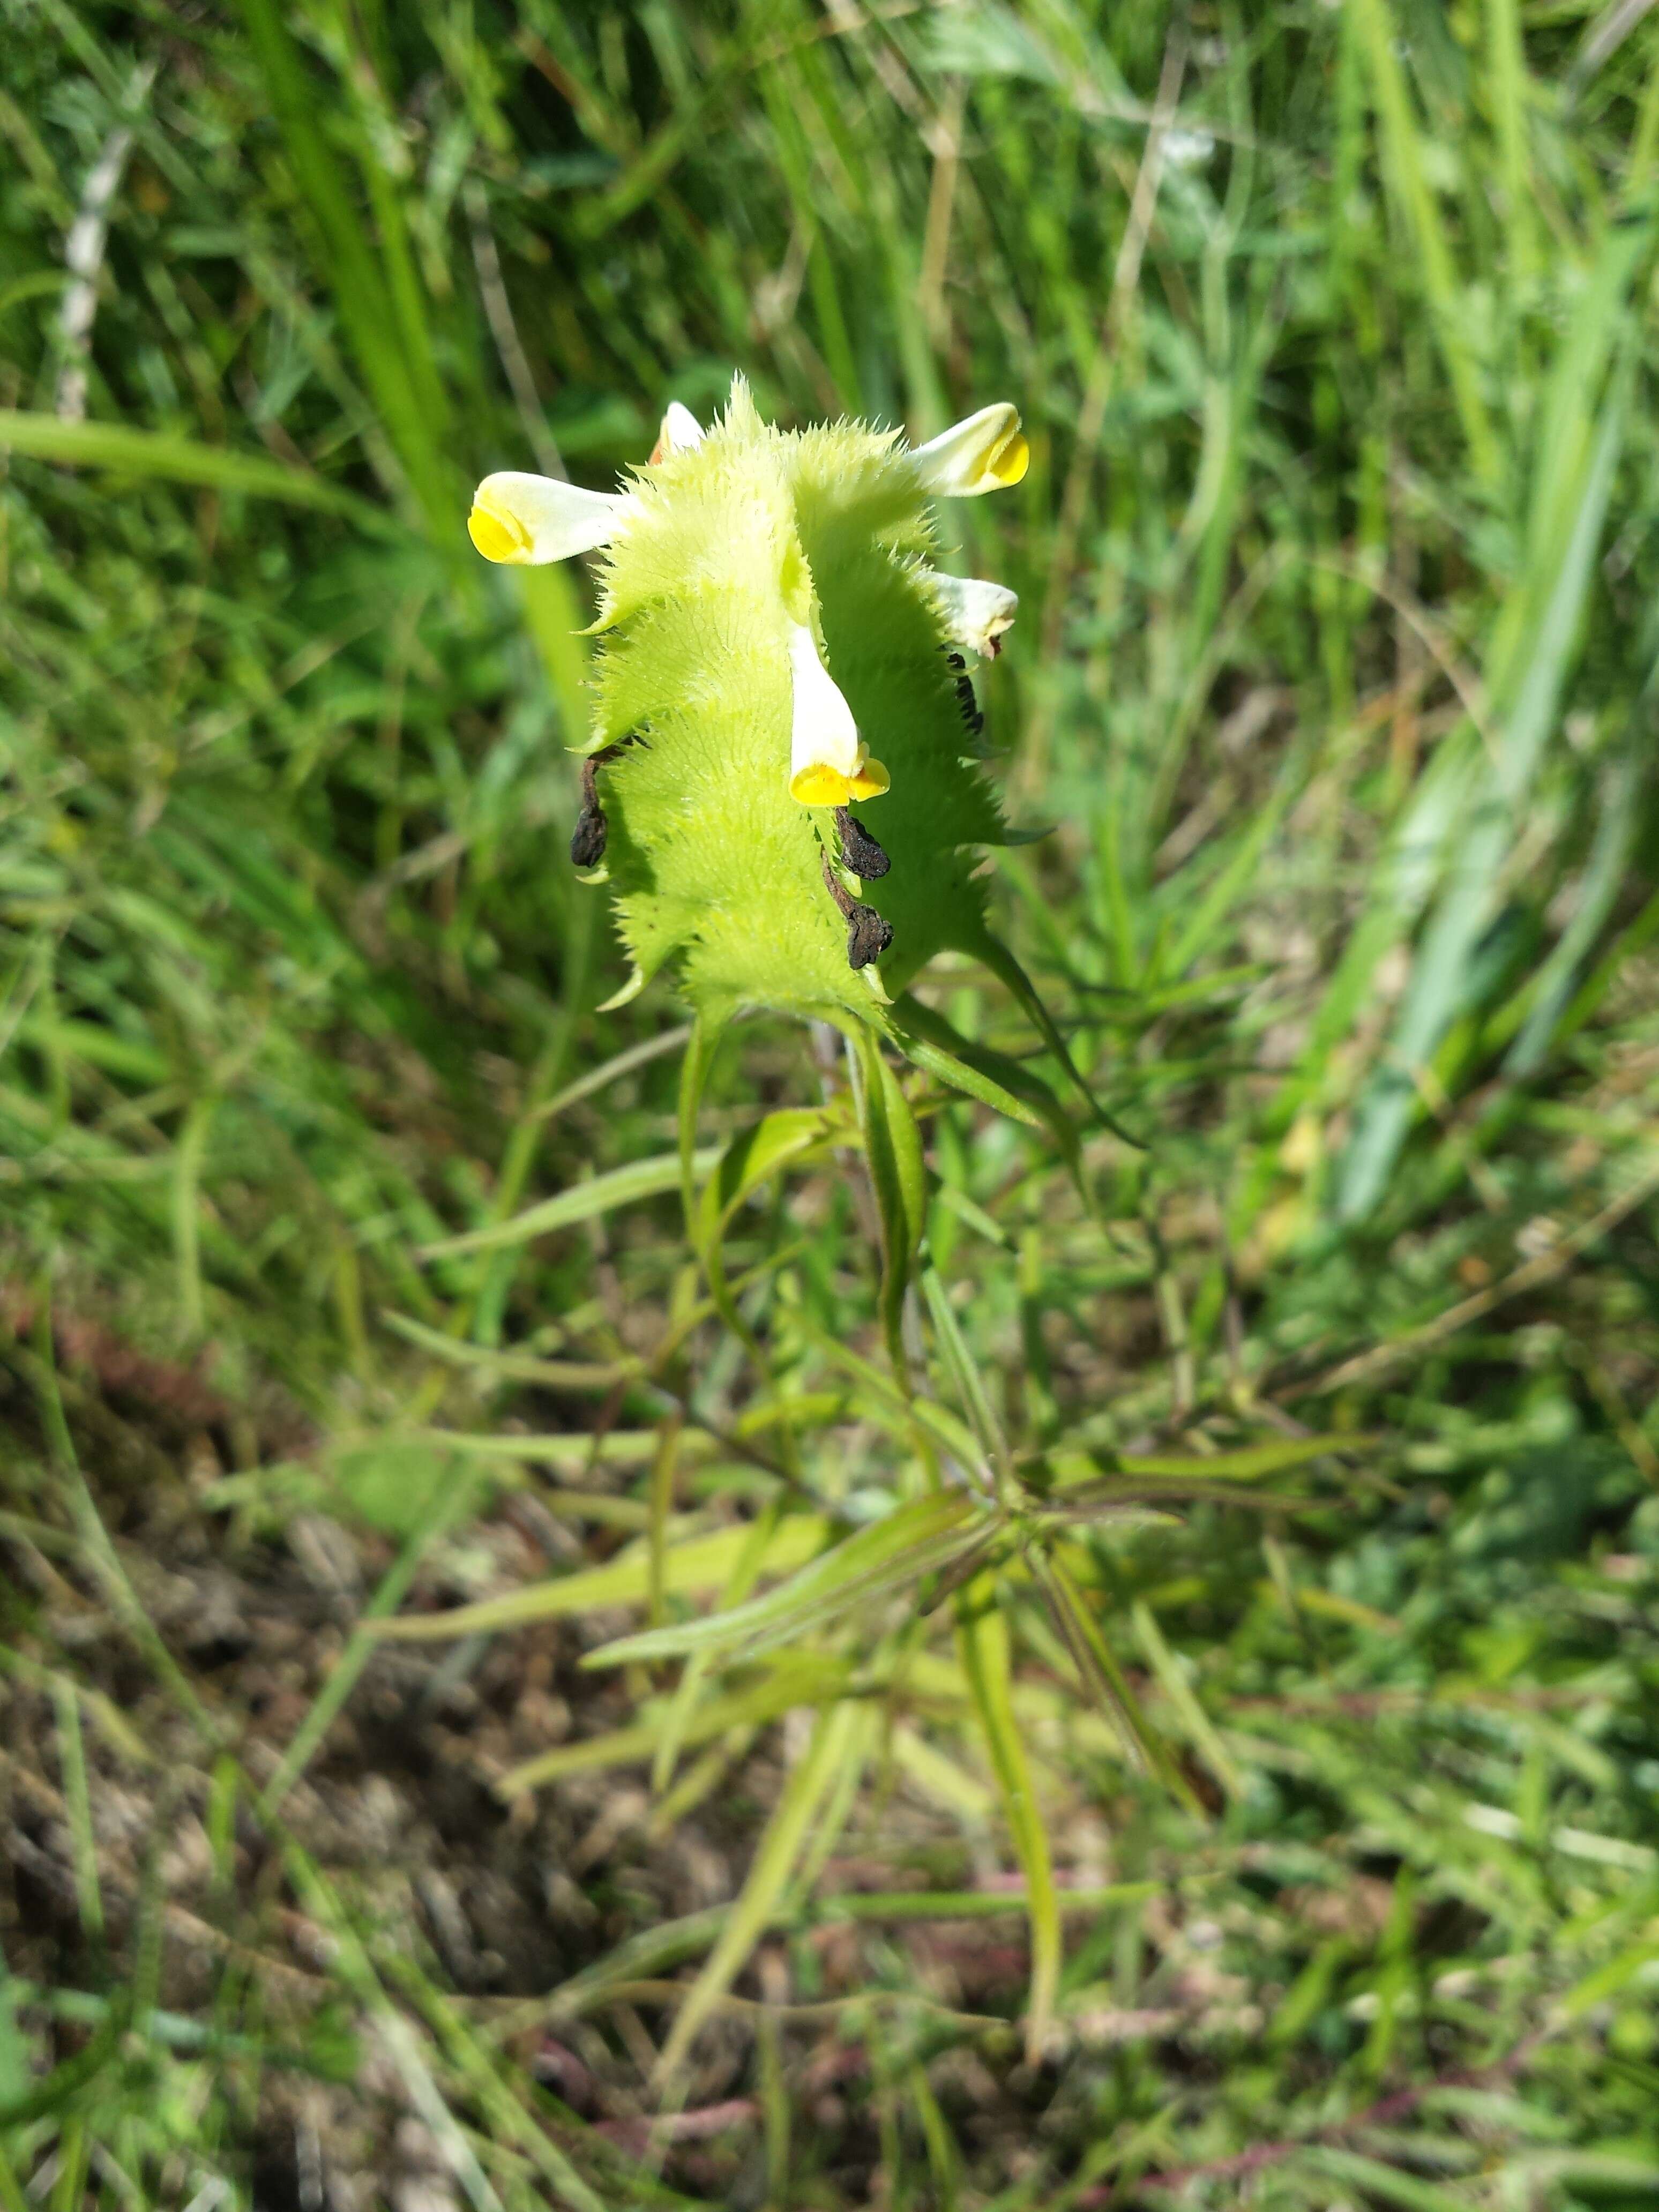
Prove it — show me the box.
[846,902,893,969]
[570,805,608,868]
[834,806,890,879]
[955,672,985,737]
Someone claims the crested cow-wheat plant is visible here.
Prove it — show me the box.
[459,385,1194,2067]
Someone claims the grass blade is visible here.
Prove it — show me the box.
[655,1697,866,2080]
[854,1027,926,1376]
[584,1492,986,1669]
[372,1514,832,1641]
[422,1146,721,1258]
[0,409,395,527]
[954,1572,1059,2064]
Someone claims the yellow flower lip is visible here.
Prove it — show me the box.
[911,402,1030,497]
[789,756,891,807]
[466,471,626,565]
[787,622,888,808]
[467,497,532,564]
[987,428,1029,488]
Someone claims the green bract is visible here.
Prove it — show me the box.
[470,381,1082,1135]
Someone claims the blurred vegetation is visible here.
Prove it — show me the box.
[4,0,1659,2203]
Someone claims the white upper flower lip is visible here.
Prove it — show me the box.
[787,624,890,807]
[651,401,705,461]
[910,402,1029,496]
[927,573,1019,658]
[466,401,706,565]
[788,623,861,781]
[467,471,626,565]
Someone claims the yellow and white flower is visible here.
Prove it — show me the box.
[925,572,1019,659]
[466,470,625,566]
[467,402,706,562]
[910,401,1029,496]
[786,624,890,807]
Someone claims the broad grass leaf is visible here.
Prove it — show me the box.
[1506,743,1643,1076]
[234,0,457,537]
[1336,214,1650,1215]
[1351,0,1497,482]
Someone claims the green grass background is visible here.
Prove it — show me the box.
[5,0,1659,2202]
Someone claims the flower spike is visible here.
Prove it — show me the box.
[651,400,705,461]
[910,402,1029,496]
[467,471,625,565]
[926,573,1019,659]
[477,375,1049,1038]
[787,624,890,806]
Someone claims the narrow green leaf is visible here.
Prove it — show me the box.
[528,1022,693,1129]
[922,1266,1015,1498]
[793,1311,991,1475]
[235,0,455,535]
[954,1573,1059,2064]
[497,1653,849,1795]
[696,1108,843,1259]
[678,1010,729,1238]
[0,409,393,528]
[421,1145,721,1258]
[855,1027,927,1376]
[1353,0,1498,482]
[1339,393,1628,1216]
[1560,1935,1659,2017]
[1089,1436,1374,1483]
[1035,1551,1201,1812]
[976,930,1118,1134]
[1299,2148,1481,2212]
[372,1514,831,1640]
[902,1037,1047,1131]
[893,991,1094,1174]
[1131,1600,1244,1803]
[656,1697,866,2079]
[585,1492,985,1669]
[651,1499,789,1796]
